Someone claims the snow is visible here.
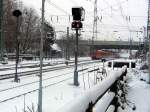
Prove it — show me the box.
[51,43,61,51]
[0,58,150,112]
[0,57,93,76]
[58,66,127,112]
[93,92,115,112]
[106,105,115,112]
[118,67,150,112]
[0,58,104,112]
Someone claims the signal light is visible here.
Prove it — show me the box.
[13,10,22,17]
[72,8,81,21]
[71,21,83,29]
[72,7,85,21]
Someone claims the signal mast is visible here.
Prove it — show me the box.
[71,7,85,86]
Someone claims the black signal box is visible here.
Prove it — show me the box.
[72,8,82,21]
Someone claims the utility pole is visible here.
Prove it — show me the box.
[67,27,70,60]
[38,0,45,111]
[0,0,3,62]
[13,10,22,82]
[72,7,85,86]
[66,27,70,60]
[14,15,20,82]
[74,28,79,86]
[129,31,132,59]
[147,0,150,84]
[143,27,147,61]
[91,0,98,56]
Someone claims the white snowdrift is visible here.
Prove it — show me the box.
[57,66,127,112]
[106,105,115,112]
[92,92,115,112]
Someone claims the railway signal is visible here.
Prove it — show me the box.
[12,9,22,82]
[72,7,85,21]
[13,10,22,17]
[71,21,83,29]
[71,7,85,86]
[71,7,84,29]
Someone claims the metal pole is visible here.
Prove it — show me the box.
[0,0,3,62]
[147,0,150,84]
[14,16,19,82]
[65,27,69,60]
[129,31,132,59]
[149,0,150,84]
[143,27,147,60]
[74,28,79,86]
[66,27,70,60]
[149,35,150,84]
[38,0,45,112]
[91,0,98,56]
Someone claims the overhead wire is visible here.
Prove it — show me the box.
[43,0,127,24]
[83,0,133,38]
[37,0,143,26]
[84,0,129,29]
[115,0,131,31]
[37,0,143,38]
[45,0,70,15]
[103,0,120,11]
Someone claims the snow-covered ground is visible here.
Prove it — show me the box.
[0,57,92,76]
[0,58,106,112]
[119,63,150,112]
[0,58,150,112]
[0,57,91,66]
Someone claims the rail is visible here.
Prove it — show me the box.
[0,60,100,80]
[0,64,101,104]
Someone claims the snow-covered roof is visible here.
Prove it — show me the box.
[110,59,136,63]
[51,43,61,51]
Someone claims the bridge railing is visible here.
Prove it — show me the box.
[57,66,127,112]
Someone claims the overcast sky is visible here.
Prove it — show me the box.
[20,0,148,41]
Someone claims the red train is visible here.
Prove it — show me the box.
[91,50,119,60]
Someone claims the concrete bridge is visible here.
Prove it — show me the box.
[79,40,141,50]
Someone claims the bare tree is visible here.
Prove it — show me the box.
[3,0,16,53]
[19,8,40,54]
[3,1,41,56]
[56,33,90,58]
[43,22,55,58]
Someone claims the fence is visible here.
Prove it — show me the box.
[57,66,127,112]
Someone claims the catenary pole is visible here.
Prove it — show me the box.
[91,0,98,55]
[66,27,70,60]
[38,0,45,112]
[0,0,3,62]
[74,28,79,86]
[14,16,19,82]
[147,0,150,84]
[65,27,69,60]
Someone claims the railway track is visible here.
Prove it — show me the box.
[0,60,100,80]
[0,59,92,71]
[0,60,102,106]
[0,61,65,71]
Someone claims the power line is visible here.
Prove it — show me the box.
[86,0,128,14]
[101,0,128,11]
[46,0,70,15]
[115,0,131,31]
[85,0,129,27]
[103,0,120,11]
